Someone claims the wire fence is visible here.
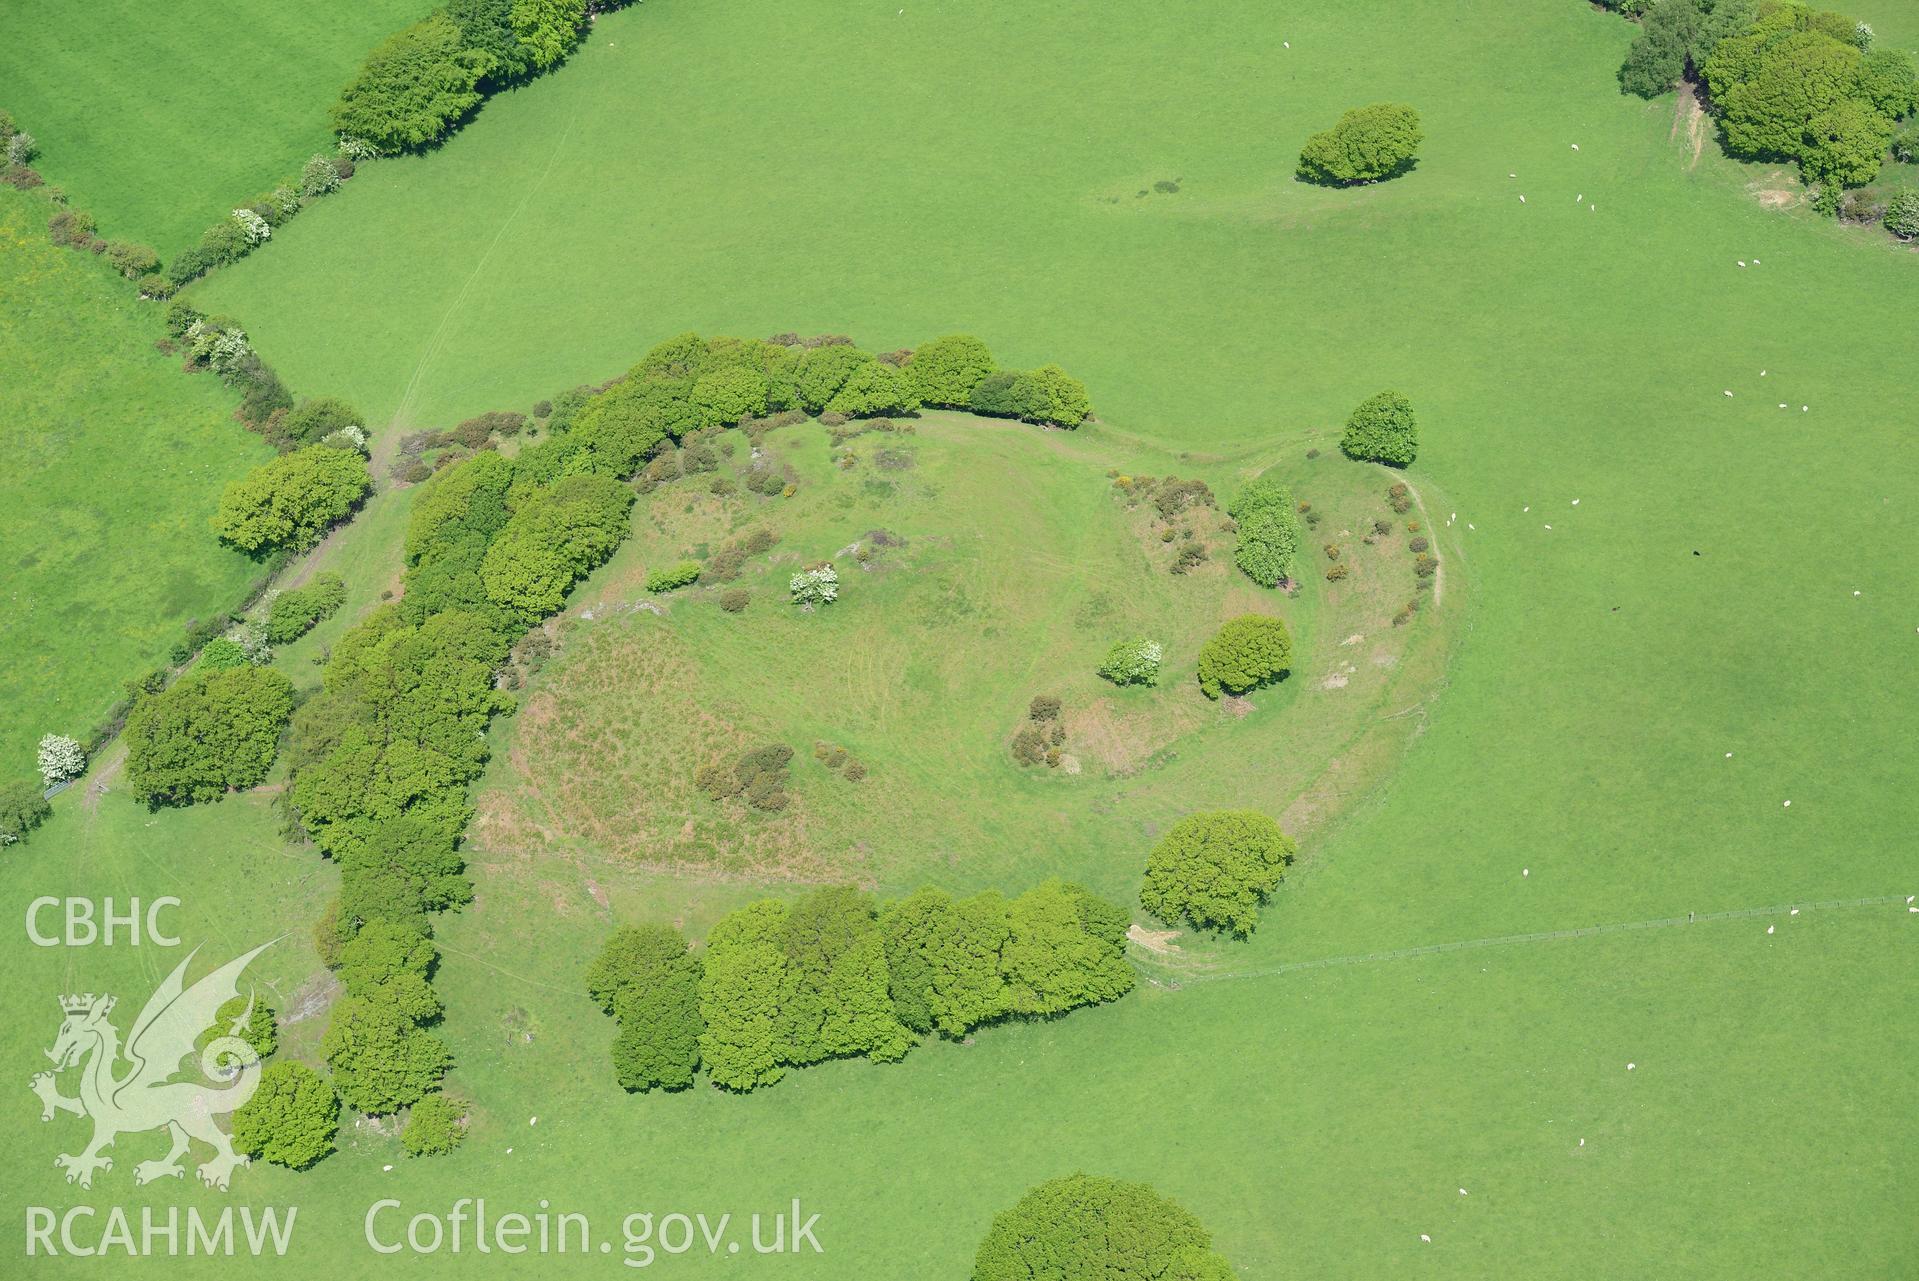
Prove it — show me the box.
[1131,894,1910,987]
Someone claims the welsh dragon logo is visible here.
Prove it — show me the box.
[31,941,273,1191]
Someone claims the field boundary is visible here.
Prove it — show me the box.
[1132,894,1909,986]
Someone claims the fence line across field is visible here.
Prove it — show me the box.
[1131,894,1909,987]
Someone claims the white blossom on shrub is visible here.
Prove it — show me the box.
[321,425,369,454]
[789,564,840,608]
[337,135,379,162]
[227,624,272,665]
[5,132,35,166]
[1096,638,1163,687]
[268,185,302,217]
[231,207,271,246]
[37,734,85,787]
[207,330,254,378]
[1855,20,1874,48]
[300,155,341,198]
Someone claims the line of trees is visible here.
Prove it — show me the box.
[587,879,1135,1094]
[285,328,1087,1123]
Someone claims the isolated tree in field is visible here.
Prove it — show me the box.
[972,1174,1235,1281]
[400,1092,469,1156]
[588,924,704,1091]
[1196,614,1293,700]
[123,667,294,806]
[1339,390,1418,465]
[1097,638,1163,687]
[698,900,795,1091]
[320,993,451,1114]
[1228,470,1304,587]
[330,14,490,153]
[231,1063,339,1170]
[906,335,996,407]
[1141,810,1297,935]
[212,445,370,553]
[1296,103,1423,184]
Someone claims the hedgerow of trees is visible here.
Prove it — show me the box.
[1141,810,1297,935]
[123,667,294,806]
[212,445,371,554]
[588,880,1134,1093]
[1196,615,1294,700]
[1297,103,1424,185]
[972,1174,1235,1281]
[264,574,347,643]
[282,329,1085,1121]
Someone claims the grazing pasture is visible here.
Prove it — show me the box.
[0,0,424,253]
[3,0,1915,1277]
[0,190,268,767]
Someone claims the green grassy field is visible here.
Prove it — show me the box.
[6,0,1917,1276]
[0,189,271,769]
[0,0,424,254]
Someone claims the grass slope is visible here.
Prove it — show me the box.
[0,190,269,768]
[0,0,424,253]
[7,0,1916,1276]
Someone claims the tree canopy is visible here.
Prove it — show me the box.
[906,335,996,407]
[212,445,370,553]
[973,1174,1235,1281]
[1141,810,1297,934]
[1196,615,1293,700]
[231,1063,339,1170]
[1340,390,1418,465]
[330,15,491,152]
[1297,102,1423,184]
[124,667,294,806]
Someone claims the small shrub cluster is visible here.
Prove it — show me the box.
[790,563,839,608]
[644,560,701,593]
[592,880,1131,1094]
[400,1093,469,1157]
[1387,481,1414,514]
[165,301,296,429]
[697,744,794,812]
[1011,695,1068,768]
[166,152,357,288]
[263,574,347,643]
[813,740,867,782]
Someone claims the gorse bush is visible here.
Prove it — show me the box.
[1297,103,1423,184]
